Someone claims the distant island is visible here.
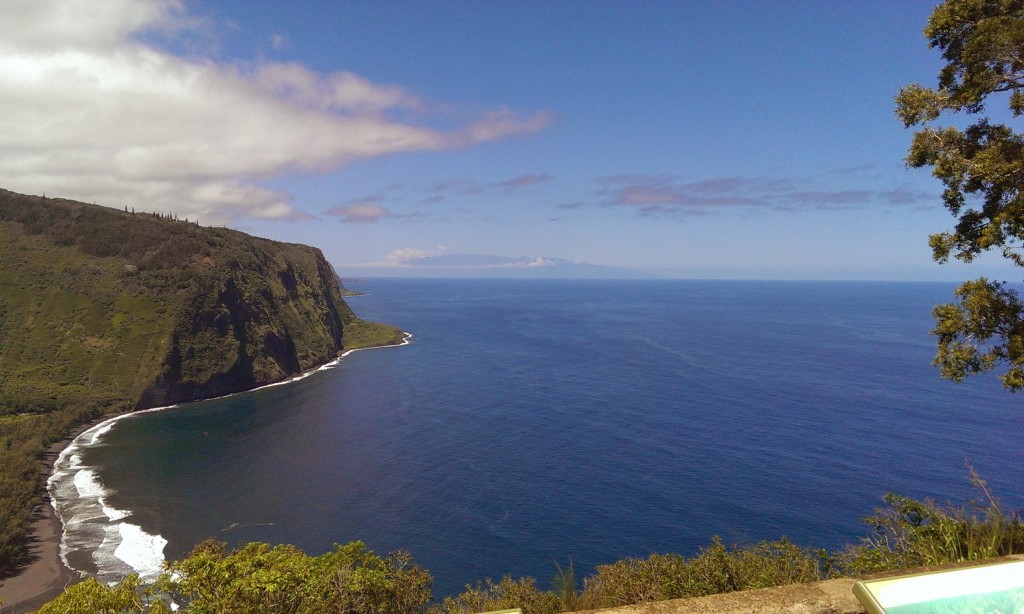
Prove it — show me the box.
[0,188,403,604]
[352,252,657,279]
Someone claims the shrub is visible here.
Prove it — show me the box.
[581,552,688,606]
[35,575,172,614]
[430,576,560,614]
[839,470,1024,575]
[581,537,826,608]
[157,539,431,614]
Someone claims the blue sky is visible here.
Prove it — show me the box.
[2,0,1017,280]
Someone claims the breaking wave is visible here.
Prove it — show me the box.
[48,411,170,584]
[44,342,410,585]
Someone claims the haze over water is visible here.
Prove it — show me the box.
[61,279,1023,599]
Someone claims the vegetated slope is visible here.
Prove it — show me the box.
[0,188,402,574]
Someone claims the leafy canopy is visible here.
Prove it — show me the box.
[897,0,1024,390]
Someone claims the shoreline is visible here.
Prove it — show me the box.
[0,332,411,613]
[0,421,105,614]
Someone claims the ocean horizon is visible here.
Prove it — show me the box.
[49,279,1024,599]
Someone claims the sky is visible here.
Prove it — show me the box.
[1,0,1019,280]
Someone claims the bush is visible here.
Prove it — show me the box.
[580,552,688,606]
[157,539,431,614]
[581,537,826,608]
[838,470,1024,575]
[35,575,171,614]
[430,576,561,614]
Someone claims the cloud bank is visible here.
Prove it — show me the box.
[598,173,933,217]
[323,202,398,224]
[380,246,449,265]
[0,0,553,223]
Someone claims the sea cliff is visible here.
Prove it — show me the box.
[0,188,402,411]
[0,188,402,582]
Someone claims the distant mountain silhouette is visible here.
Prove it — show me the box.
[400,253,655,278]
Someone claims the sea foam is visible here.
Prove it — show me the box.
[115,523,168,580]
[49,413,169,584]
[46,346,386,585]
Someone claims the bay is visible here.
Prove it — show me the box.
[71,279,1024,599]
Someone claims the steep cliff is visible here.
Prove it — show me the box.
[0,188,404,574]
[0,188,403,415]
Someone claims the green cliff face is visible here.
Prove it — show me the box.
[0,188,403,415]
[0,188,404,573]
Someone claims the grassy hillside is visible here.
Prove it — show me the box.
[0,188,403,574]
[0,220,174,415]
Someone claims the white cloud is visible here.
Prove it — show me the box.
[524,256,554,267]
[0,0,553,224]
[253,63,423,114]
[0,0,176,52]
[596,172,934,217]
[380,245,448,265]
[462,108,556,143]
[323,203,393,224]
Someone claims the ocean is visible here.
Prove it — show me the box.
[48,279,1024,599]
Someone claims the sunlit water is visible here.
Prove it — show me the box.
[50,279,1024,598]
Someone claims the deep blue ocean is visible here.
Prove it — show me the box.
[57,279,1023,599]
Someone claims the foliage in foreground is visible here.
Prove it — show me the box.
[162,539,431,614]
[39,540,431,614]
[36,575,169,614]
[896,0,1024,390]
[432,575,562,614]
[840,471,1024,575]
[432,537,827,614]
[578,537,827,610]
[34,476,1024,614]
